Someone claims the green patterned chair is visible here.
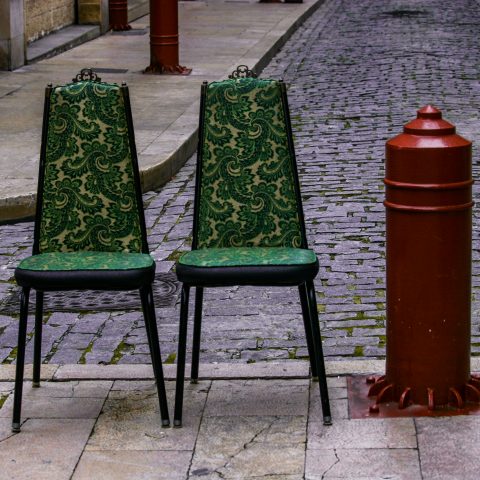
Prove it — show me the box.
[11,69,170,432]
[173,66,331,426]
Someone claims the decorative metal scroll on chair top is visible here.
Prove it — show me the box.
[11,69,170,432]
[228,65,257,78]
[72,67,102,83]
[173,66,331,427]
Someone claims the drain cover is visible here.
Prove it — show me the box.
[111,29,147,36]
[93,67,129,74]
[383,10,427,18]
[2,273,180,313]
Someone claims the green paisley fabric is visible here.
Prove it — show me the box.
[17,251,154,271]
[39,81,142,254]
[197,78,303,249]
[179,247,316,268]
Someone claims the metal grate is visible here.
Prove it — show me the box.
[1,273,180,314]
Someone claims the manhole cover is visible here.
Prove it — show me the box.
[1,273,180,313]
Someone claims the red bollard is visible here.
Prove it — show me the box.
[109,0,131,31]
[368,105,480,412]
[145,0,191,75]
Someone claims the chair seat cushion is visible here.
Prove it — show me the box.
[15,252,155,291]
[176,247,319,286]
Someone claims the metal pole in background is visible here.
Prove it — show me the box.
[109,0,131,31]
[145,0,191,75]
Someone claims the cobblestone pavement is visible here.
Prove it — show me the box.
[1,0,480,366]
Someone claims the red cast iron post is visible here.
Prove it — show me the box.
[109,0,131,31]
[368,105,480,412]
[145,0,191,75]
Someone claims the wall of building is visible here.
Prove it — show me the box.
[24,0,75,44]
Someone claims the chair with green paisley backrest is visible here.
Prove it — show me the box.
[11,68,170,432]
[173,65,331,426]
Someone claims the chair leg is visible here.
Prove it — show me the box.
[32,291,44,387]
[306,280,332,425]
[190,287,204,383]
[140,286,170,427]
[299,283,318,379]
[12,287,30,433]
[174,284,190,427]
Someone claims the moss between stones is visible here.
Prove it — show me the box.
[288,348,298,360]
[110,340,133,364]
[353,346,364,357]
[78,341,94,364]
[4,346,17,364]
[166,250,186,262]
[164,352,176,364]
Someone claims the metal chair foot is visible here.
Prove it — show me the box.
[162,419,171,427]
[32,381,40,388]
[11,422,21,433]
[323,416,332,426]
[190,379,198,384]
[173,419,182,428]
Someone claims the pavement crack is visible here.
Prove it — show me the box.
[321,448,340,479]
[0,430,16,444]
[413,419,424,480]
[186,381,213,478]
[215,417,279,477]
[242,417,278,450]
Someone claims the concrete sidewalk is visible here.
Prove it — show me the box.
[0,0,322,222]
[2,360,480,479]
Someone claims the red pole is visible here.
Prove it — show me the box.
[145,0,191,75]
[109,0,131,31]
[368,106,480,412]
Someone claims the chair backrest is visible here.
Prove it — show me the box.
[192,73,308,250]
[33,70,148,255]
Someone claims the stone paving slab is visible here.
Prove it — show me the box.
[416,416,480,480]
[3,375,476,478]
[191,416,307,478]
[0,363,59,381]
[0,418,96,480]
[73,450,192,480]
[0,377,480,480]
[2,358,480,382]
[86,381,208,451]
[305,448,422,480]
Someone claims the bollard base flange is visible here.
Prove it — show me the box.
[144,64,192,75]
[110,24,132,31]
[347,374,480,419]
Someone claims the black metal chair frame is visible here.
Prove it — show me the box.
[174,71,331,427]
[12,69,170,432]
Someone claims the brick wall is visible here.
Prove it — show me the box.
[24,0,75,44]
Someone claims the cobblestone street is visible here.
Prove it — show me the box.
[1,0,480,367]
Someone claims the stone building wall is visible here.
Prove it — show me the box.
[24,0,75,44]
